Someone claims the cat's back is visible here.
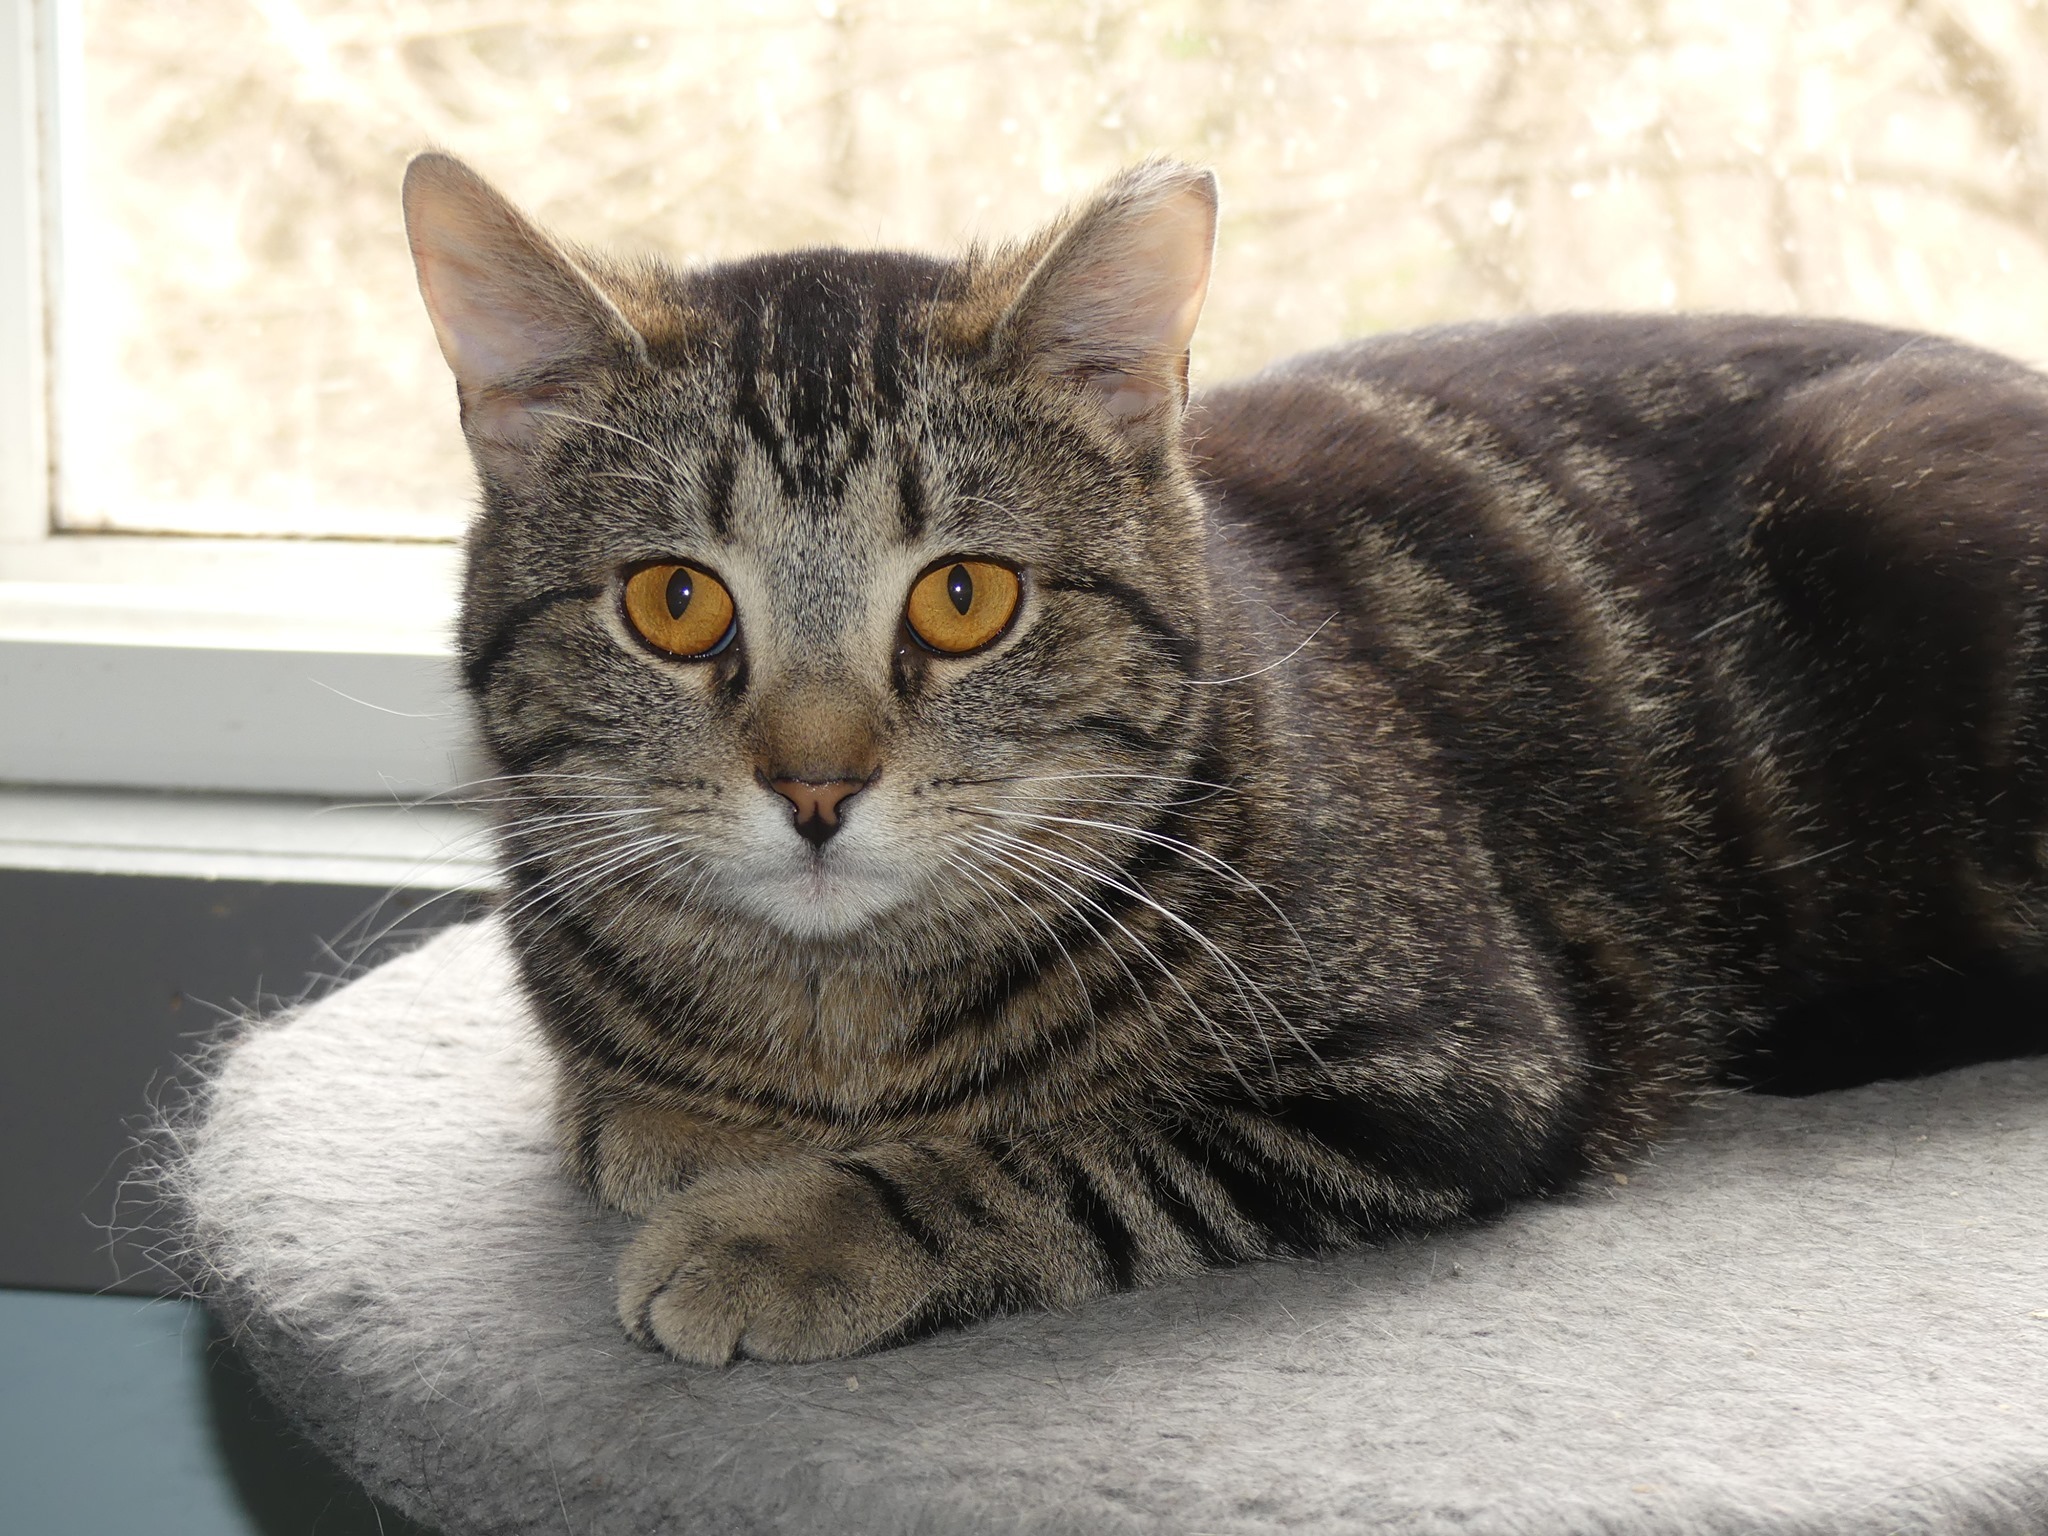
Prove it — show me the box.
[1185,311,2048,649]
[1188,311,2048,1006]
[1187,313,1983,561]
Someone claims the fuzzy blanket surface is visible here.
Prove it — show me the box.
[174,919,2048,1536]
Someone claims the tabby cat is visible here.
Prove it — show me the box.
[403,151,2048,1365]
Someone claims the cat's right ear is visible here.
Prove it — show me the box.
[402,153,646,466]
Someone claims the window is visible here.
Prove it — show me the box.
[9,0,2048,872]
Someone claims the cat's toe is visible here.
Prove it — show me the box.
[620,1259,742,1365]
[616,1161,941,1365]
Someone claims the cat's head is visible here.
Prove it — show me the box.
[405,155,1220,946]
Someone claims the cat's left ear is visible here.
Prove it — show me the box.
[402,152,647,467]
[995,161,1218,451]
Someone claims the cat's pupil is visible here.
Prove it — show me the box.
[665,568,694,621]
[947,565,973,615]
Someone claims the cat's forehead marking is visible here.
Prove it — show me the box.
[643,248,966,572]
[695,413,915,563]
[684,249,952,509]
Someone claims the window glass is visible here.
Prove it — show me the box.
[60,0,2048,538]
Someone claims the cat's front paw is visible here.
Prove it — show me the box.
[617,1156,944,1364]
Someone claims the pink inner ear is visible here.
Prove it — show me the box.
[403,153,643,426]
[413,244,579,447]
[415,250,540,389]
[463,381,573,450]
[1072,368,1170,422]
[413,237,610,402]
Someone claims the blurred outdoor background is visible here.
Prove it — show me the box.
[59,0,2048,538]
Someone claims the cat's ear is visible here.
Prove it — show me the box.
[402,152,646,461]
[995,161,1218,450]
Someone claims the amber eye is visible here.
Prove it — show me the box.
[621,562,737,658]
[904,559,1022,655]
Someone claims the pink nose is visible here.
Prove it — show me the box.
[760,772,872,846]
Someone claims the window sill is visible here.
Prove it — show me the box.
[0,536,462,653]
[0,540,481,799]
[0,785,493,888]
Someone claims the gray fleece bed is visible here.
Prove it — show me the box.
[173,918,2048,1535]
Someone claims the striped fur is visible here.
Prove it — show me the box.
[407,156,2048,1363]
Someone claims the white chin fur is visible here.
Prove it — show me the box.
[720,849,909,939]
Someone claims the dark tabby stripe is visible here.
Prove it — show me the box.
[897,917,1088,1052]
[1266,1085,1583,1205]
[1162,1116,1340,1256]
[1050,1155,1140,1288]
[700,449,738,537]
[898,813,1221,1052]
[462,583,602,692]
[521,918,861,1126]
[835,1159,948,1259]
[568,1093,604,1188]
[732,385,798,499]
[1061,713,1175,758]
[1038,572,1200,673]
[897,454,927,538]
[1129,1142,1240,1266]
[815,421,874,505]
[493,728,587,775]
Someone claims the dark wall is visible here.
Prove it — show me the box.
[0,869,473,1294]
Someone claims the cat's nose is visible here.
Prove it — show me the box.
[758,769,875,847]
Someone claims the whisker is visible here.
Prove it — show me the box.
[588,468,676,492]
[652,859,725,953]
[589,848,703,944]
[499,841,660,926]
[957,804,1317,971]
[947,769,1234,793]
[510,821,703,893]
[528,406,689,479]
[498,826,702,936]
[976,823,1316,1078]
[1183,614,1338,686]
[958,831,1261,1097]
[494,802,660,851]
[932,843,1094,1017]
[344,806,654,886]
[499,806,662,835]
[499,811,712,849]
[323,769,655,818]
[1021,788,1234,812]
[955,833,1208,1071]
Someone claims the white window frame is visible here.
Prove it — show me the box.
[0,0,486,886]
